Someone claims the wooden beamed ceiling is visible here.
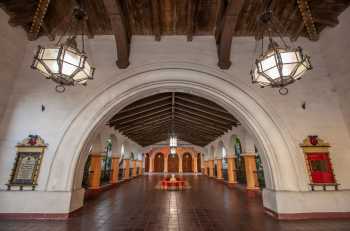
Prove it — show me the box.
[108,92,240,147]
[1,0,349,69]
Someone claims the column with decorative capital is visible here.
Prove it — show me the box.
[179,156,183,173]
[124,159,130,180]
[138,160,143,175]
[110,156,120,184]
[227,155,237,186]
[89,154,103,189]
[164,156,168,173]
[216,159,223,180]
[208,159,214,177]
[242,153,259,190]
[193,155,198,173]
[132,160,137,177]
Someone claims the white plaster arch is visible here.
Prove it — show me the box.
[47,63,308,193]
[217,140,226,159]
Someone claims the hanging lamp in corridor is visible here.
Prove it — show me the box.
[250,0,312,95]
[31,4,95,93]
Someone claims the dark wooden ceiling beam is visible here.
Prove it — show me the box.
[186,0,194,41]
[216,0,244,69]
[175,115,226,133]
[174,111,230,130]
[103,0,130,68]
[175,101,237,122]
[115,112,172,130]
[119,95,171,114]
[175,95,231,114]
[175,107,234,126]
[150,0,161,41]
[118,115,172,133]
[174,120,222,136]
[123,118,171,134]
[111,108,171,125]
[111,102,172,122]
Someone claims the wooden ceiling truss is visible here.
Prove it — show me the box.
[1,0,349,69]
[109,92,239,147]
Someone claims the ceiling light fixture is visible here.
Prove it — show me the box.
[31,4,95,93]
[251,0,312,95]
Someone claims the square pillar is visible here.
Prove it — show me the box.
[242,153,259,190]
[164,156,168,173]
[110,157,120,184]
[193,156,198,173]
[227,156,237,186]
[124,159,130,180]
[208,160,214,177]
[179,156,183,173]
[204,161,208,175]
[216,159,223,180]
[138,160,143,175]
[132,160,137,177]
[89,154,103,189]
[149,157,154,173]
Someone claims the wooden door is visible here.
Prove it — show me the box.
[197,154,201,172]
[145,154,150,172]
[168,154,179,172]
[154,153,164,172]
[182,153,193,172]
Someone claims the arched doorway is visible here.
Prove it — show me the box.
[145,153,150,172]
[197,153,201,172]
[47,65,306,215]
[168,154,179,172]
[154,153,164,172]
[182,153,193,172]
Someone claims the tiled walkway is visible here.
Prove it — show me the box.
[1,175,350,231]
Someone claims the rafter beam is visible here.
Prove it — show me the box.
[174,111,230,130]
[175,115,226,133]
[115,112,172,130]
[118,115,172,132]
[297,0,318,41]
[216,0,244,69]
[150,0,161,41]
[103,0,130,68]
[186,0,194,41]
[119,95,171,113]
[122,118,171,134]
[174,121,222,136]
[111,102,171,122]
[175,95,231,114]
[111,108,171,125]
[176,101,237,122]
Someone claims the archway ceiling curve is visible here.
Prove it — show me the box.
[108,92,240,147]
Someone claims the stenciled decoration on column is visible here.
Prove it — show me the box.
[31,1,95,93]
[250,0,312,95]
[7,135,47,191]
[300,135,339,191]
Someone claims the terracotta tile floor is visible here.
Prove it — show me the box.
[1,175,350,231]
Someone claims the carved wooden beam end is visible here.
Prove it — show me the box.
[28,0,50,41]
[216,0,244,69]
[103,0,130,69]
[297,0,318,41]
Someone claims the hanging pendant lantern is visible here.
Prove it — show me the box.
[31,7,95,93]
[250,5,312,95]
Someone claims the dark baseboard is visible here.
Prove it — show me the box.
[264,207,350,220]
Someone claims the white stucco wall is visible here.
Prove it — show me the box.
[0,10,27,124]
[0,10,350,215]
[320,7,350,134]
